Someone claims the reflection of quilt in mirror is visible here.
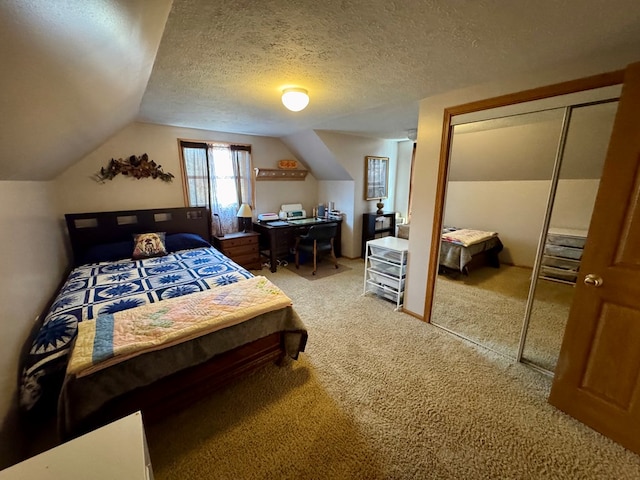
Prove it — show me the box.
[439,228,503,273]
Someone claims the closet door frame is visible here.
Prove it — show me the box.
[423,70,624,326]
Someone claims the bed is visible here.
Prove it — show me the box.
[439,227,503,274]
[19,207,307,438]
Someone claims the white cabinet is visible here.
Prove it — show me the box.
[540,227,588,285]
[364,236,409,310]
[0,412,153,480]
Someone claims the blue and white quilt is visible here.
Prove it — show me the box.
[20,246,254,411]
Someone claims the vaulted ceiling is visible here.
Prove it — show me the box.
[1,0,640,181]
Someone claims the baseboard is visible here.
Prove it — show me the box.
[401,307,424,321]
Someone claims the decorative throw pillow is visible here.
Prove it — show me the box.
[132,232,168,259]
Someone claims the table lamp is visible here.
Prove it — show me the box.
[236,203,253,232]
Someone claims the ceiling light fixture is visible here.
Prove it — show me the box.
[281,88,309,112]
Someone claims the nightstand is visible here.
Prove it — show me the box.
[0,412,153,479]
[212,231,262,270]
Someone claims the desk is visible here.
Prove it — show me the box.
[253,218,342,272]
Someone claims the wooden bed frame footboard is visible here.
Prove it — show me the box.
[463,246,502,273]
[65,332,286,439]
[439,243,503,276]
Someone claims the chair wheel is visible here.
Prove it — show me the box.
[312,271,316,275]
[334,264,338,269]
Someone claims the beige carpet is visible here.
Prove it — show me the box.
[146,259,640,479]
[432,266,573,371]
[283,258,352,280]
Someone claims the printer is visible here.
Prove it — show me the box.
[278,203,307,220]
[257,212,279,222]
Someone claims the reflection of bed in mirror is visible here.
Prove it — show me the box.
[19,207,308,438]
[429,80,620,382]
[439,227,503,274]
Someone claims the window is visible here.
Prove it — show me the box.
[179,140,254,236]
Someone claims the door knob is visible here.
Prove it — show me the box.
[584,273,603,287]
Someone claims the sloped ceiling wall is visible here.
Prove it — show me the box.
[0,0,171,180]
[281,130,352,181]
[449,91,619,181]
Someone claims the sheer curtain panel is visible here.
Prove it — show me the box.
[180,141,254,236]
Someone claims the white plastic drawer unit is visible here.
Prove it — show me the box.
[368,257,407,277]
[546,233,587,249]
[363,236,408,311]
[540,265,578,283]
[368,244,408,264]
[543,244,583,260]
[367,283,404,303]
[540,227,588,285]
[541,255,580,271]
[367,269,405,291]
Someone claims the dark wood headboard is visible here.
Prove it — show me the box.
[65,207,211,265]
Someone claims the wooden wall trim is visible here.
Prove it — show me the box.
[423,110,454,323]
[446,70,624,117]
[401,307,424,321]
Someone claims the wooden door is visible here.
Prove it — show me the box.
[549,62,640,454]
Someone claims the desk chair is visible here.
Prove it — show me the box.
[294,224,338,275]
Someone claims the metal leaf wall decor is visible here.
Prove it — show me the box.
[94,154,175,183]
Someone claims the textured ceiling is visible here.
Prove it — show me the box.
[139,0,640,139]
[2,1,640,180]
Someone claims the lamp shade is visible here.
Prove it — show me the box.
[281,88,309,112]
[236,203,253,218]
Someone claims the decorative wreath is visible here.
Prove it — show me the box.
[94,154,174,183]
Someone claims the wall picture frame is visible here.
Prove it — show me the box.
[365,155,389,200]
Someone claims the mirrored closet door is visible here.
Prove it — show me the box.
[430,86,620,374]
[431,108,565,359]
[519,100,618,371]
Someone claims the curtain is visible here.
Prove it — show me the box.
[181,141,253,236]
[208,144,240,234]
[182,144,211,209]
[231,145,253,206]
